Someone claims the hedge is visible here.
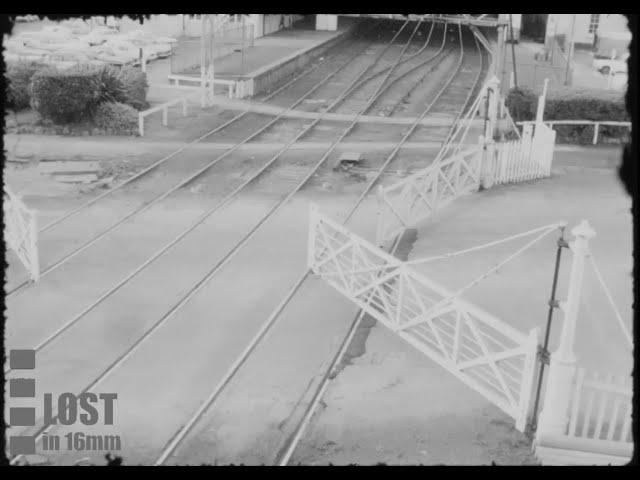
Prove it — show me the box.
[94,102,138,134]
[31,66,101,123]
[6,60,47,111]
[505,86,630,144]
[28,63,149,128]
[117,66,149,111]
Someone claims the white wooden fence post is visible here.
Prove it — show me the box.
[535,78,549,125]
[488,76,500,139]
[29,212,39,282]
[308,203,319,270]
[375,185,385,247]
[138,113,144,137]
[537,220,596,438]
[593,123,600,145]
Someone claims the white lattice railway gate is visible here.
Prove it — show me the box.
[3,185,39,282]
[376,121,556,247]
[309,205,539,431]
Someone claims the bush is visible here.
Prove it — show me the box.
[31,66,101,123]
[94,102,138,134]
[506,86,629,144]
[6,60,47,111]
[505,87,537,123]
[117,66,149,111]
[95,65,128,105]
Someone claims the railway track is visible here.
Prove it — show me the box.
[8,18,446,465]
[6,20,386,296]
[5,20,448,373]
[7,21,488,466]
[152,23,487,466]
[150,24,488,466]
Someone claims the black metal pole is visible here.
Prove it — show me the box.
[528,226,568,435]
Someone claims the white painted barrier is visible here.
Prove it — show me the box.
[3,185,39,282]
[309,205,539,430]
[516,120,631,145]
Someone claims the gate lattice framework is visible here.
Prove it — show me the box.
[309,205,539,431]
[376,73,557,247]
[4,185,39,282]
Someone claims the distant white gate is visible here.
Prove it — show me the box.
[376,145,483,246]
[3,185,39,282]
[491,121,556,185]
[377,121,556,246]
[309,205,539,431]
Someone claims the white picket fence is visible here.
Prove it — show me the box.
[490,122,555,185]
[535,367,633,465]
[310,205,539,430]
[376,120,555,246]
[3,185,39,282]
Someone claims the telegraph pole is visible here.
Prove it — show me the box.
[200,14,206,107]
[565,13,576,86]
[509,14,518,89]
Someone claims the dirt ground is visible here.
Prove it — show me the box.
[290,146,632,465]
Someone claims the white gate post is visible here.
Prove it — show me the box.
[537,220,595,437]
[487,76,500,139]
[308,203,319,270]
[29,212,40,282]
[535,78,549,125]
[478,135,495,190]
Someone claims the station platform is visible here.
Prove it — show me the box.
[149,16,357,100]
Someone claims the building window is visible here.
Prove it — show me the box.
[589,14,600,34]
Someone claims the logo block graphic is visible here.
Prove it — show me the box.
[9,349,37,456]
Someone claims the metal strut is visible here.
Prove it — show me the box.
[527,226,568,435]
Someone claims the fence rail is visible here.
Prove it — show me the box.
[535,366,633,465]
[310,206,539,430]
[138,88,204,136]
[516,120,631,145]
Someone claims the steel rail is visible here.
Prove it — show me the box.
[4,26,390,372]
[152,19,431,465]
[9,19,419,465]
[5,27,381,297]
[155,22,472,467]
[37,23,375,236]
[277,24,485,466]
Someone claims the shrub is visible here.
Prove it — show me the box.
[94,102,138,134]
[31,65,101,123]
[506,86,629,144]
[117,66,149,111]
[95,65,128,105]
[505,87,538,123]
[6,60,47,111]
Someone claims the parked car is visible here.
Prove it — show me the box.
[3,37,50,59]
[60,18,92,35]
[15,15,40,22]
[593,52,629,75]
[93,39,140,66]
[81,26,120,46]
[43,51,103,69]
[122,30,175,59]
